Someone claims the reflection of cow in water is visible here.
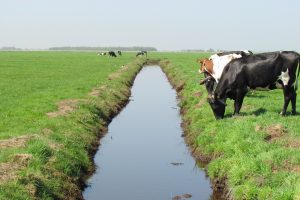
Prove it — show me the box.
[136,51,147,57]
[108,51,117,57]
[117,51,122,56]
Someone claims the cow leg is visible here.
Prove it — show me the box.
[281,86,293,115]
[233,89,246,115]
[291,89,297,115]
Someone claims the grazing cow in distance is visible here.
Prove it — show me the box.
[117,51,122,56]
[136,50,147,57]
[108,51,117,57]
[141,51,147,56]
[208,51,300,119]
[98,52,106,56]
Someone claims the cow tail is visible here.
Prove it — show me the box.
[296,58,300,90]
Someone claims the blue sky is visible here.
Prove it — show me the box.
[1,0,299,51]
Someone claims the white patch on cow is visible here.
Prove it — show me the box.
[209,54,219,60]
[279,69,290,86]
[208,53,242,83]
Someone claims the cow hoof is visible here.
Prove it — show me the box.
[280,111,286,116]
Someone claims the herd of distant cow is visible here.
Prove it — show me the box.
[97,50,147,57]
[197,50,300,119]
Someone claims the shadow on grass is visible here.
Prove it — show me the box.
[246,93,267,98]
[222,108,300,119]
[222,108,268,119]
[250,108,267,116]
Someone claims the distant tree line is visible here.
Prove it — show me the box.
[49,46,157,51]
[0,46,22,51]
[181,48,220,53]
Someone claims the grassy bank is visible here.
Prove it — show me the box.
[0,51,145,199]
[150,52,300,200]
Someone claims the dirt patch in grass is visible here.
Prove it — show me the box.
[0,135,34,149]
[271,160,300,174]
[242,103,254,111]
[46,99,79,118]
[119,65,129,72]
[255,125,263,132]
[89,85,107,97]
[176,80,185,92]
[108,64,134,81]
[195,99,206,109]
[194,91,202,97]
[42,128,53,135]
[257,124,299,148]
[263,124,287,141]
[284,137,300,148]
[191,147,212,164]
[0,154,32,184]
[108,73,120,80]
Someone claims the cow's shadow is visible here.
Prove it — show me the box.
[223,108,267,118]
[223,108,300,119]
[250,108,267,116]
[246,93,267,99]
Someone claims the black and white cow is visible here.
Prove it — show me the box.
[216,50,253,57]
[98,52,106,56]
[117,51,122,56]
[136,50,147,57]
[108,51,117,57]
[208,51,300,119]
[199,50,252,97]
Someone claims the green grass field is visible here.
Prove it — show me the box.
[151,52,300,200]
[0,51,144,199]
[0,51,135,139]
[1,51,299,200]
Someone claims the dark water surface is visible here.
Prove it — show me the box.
[83,66,212,200]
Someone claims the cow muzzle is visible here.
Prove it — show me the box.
[208,95,227,106]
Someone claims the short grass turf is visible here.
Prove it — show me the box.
[0,51,135,138]
[0,51,144,199]
[150,52,300,200]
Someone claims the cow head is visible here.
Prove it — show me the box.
[200,72,216,97]
[207,95,226,119]
[197,58,213,75]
